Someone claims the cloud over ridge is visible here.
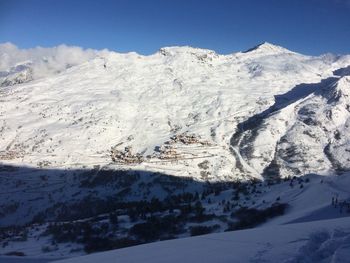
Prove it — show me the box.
[0,42,109,78]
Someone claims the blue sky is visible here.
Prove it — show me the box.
[0,0,349,55]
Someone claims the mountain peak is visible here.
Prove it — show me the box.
[243,42,294,55]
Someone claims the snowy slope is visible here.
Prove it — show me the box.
[233,73,350,179]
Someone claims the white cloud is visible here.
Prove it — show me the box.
[0,42,109,78]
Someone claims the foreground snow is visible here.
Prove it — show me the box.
[52,217,350,263]
[2,216,350,263]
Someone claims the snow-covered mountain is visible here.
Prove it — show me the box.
[1,42,350,261]
[1,42,350,181]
